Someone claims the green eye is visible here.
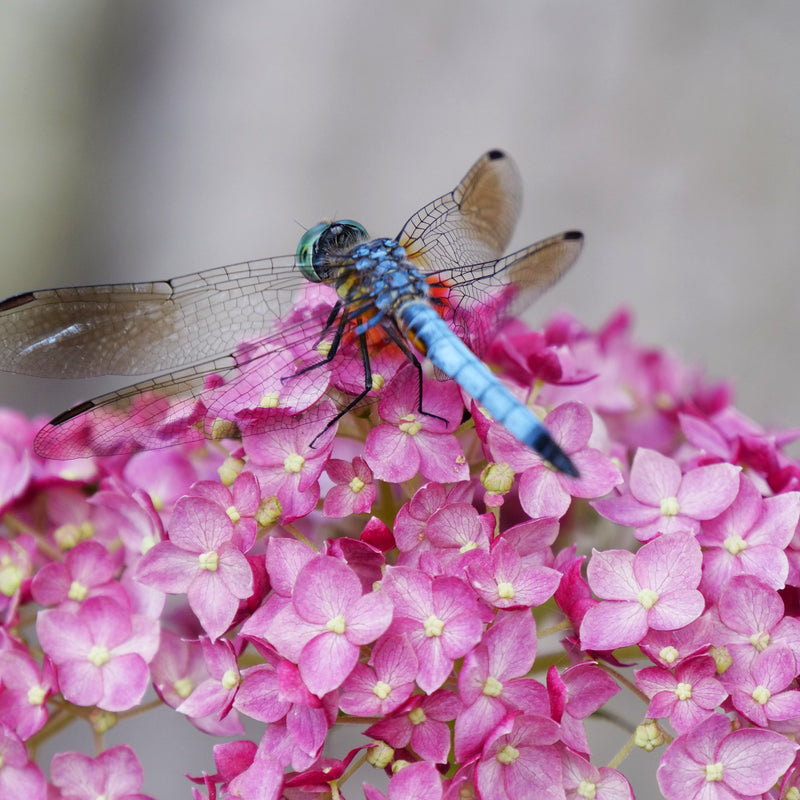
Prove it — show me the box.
[296,220,369,282]
[296,223,330,282]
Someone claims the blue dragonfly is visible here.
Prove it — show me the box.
[0,150,583,474]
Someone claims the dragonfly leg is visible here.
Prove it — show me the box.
[309,331,374,447]
[285,299,376,382]
[380,321,448,427]
[283,303,350,382]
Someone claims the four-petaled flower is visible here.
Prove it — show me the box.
[592,448,740,541]
[580,532,705,651]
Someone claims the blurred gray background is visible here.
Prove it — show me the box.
[2,2,799,797]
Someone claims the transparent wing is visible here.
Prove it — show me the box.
[397,149,522,271]
[432,230,584,355]
[31,312,354,459]
[0,255,312,378]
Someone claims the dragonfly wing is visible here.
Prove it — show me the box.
[433,230,584,354]
[0,255,312,378]
[397,149,522,271]
[34,359,232,458]
[32,333,340,459]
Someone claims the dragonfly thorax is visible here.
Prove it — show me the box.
[337,238,432,315]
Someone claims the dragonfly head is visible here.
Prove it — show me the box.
[297,220,370,282]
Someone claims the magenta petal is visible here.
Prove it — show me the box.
[629,448,682,502]
[518,468,570,519]
[57,660,103,706]
[365,426,420,482]
[592,494,660,527]
[385,761,443,799]
[566,449,622,499]
[717,728,798,794]
[580,601,648,651]
[545,402,593,451]
[135,542,198,593]
[678,463,740,518]
[414,432,469,482]
[187,571,241,640]
[299,632,358,696]
[586,549,637,600]
[647,590,705,630]
[293,556,361,623]
[633,534,702,594]
[99,653,150,711]
[344,592,394,644]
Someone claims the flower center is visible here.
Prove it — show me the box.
[577,780,597,799]
[497,581,515,599]
[198,551,219,572]
[68,580,88,602]
[349,476,365,493]
[284,453,305,473]
[27,685,46,706]
[483,676,503,697]
[675,682,692,701]
[660,646,679,664]
[705,762,724,782]
[409,707,426,725]
[660,496,680,516]
[723,534,747,555]
[752,685,771,705]
[326,615,346,635]
[637,588,659,609]
[221,669,240,691]
[423,615,445,637]
[259,392,280,408]
[174,678,193,698]
[372,681,392,700]
[398,414,422,436]
[749,631,770,652]
[0,559,22,596]
[496,744,519,765]
[226,505,241,524]
[87,645,110,667]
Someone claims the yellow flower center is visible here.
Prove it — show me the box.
[373,681,392,700]
[198,551,219,572]
[284,453,305,473]
[496,744,519,765]
[423,615,444,637]
[637,588,659,609]
[326,615,346,634]
[660,496,680,516]
[675,682,692,700]
[723,535,747,555]
[398,414,422,436]
[577,780,597,799]
[87,645,110,667]
[68,580,88,602]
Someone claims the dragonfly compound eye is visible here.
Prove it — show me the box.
[296,220,369,281]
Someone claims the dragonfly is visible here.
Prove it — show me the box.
[0,150,583,475]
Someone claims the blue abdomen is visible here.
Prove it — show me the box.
[397,302,577,476]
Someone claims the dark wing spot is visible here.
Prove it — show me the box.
[49,400,96,426]
[0,292,37,311]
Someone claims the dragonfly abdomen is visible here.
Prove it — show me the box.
[397,301,578,477]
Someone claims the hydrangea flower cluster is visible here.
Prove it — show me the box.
[2,308,800,800]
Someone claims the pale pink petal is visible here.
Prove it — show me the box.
[677,463,740,518]
[629,449,682,503]
[580,601,648,651]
